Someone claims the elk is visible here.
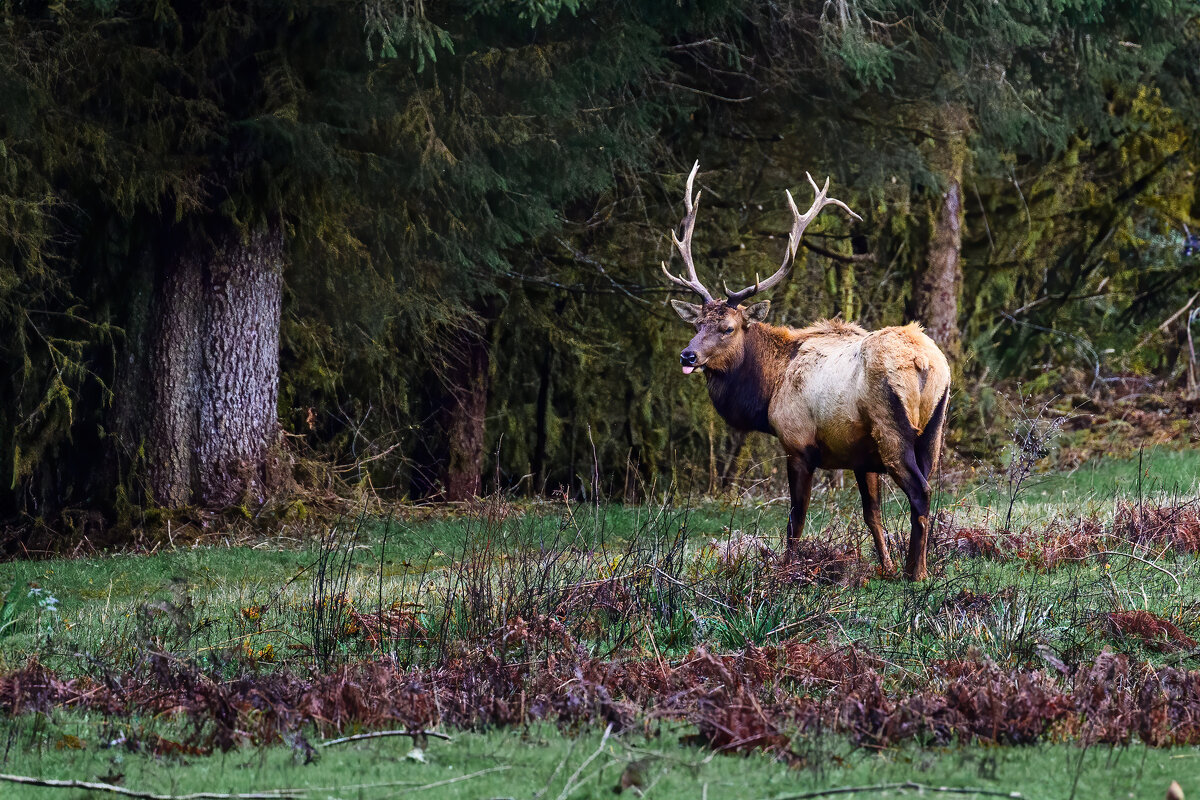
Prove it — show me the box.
[663,163,951,580]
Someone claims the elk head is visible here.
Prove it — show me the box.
[662,162,861,374]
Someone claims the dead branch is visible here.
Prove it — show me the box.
[1065,550,1182,592]
[1134,290,1200,351]
[768,782,1022,799]
[555,723,613,800]
[302,766,510,794]
[317,729,452,747]
[0,774,300,800]
[801,239,876,263]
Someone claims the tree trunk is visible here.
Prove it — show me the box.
[148,219,284,509]
[443,325,490,501]
[913,105,968,363]
[531,342,553,496]
[148,242,204,508]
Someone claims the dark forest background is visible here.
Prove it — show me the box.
[1,0,1198,538]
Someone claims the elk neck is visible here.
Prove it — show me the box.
[704,322,794,435]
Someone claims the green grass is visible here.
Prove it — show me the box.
[0,717,1195,799]
[0,447,1198,674]
[2,446,1200,797]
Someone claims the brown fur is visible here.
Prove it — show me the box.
[675,301,951,580]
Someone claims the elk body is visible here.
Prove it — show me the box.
[663,163,951,580]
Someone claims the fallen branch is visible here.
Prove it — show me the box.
[1065,550,1181,592]
[0,774,299,800]
[556,723,613,800]
[766,782,1022,799]
[647,565,735,611]
[317,729,452,747]
[1134,290,1200,351]
[333,766,511,794]
[273,766,513,796]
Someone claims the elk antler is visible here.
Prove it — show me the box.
[660,161,715,304]
[723,173,862,307]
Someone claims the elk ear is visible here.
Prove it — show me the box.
[744,300,771,322]
[670,299,703,324]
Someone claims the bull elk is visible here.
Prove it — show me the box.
[663,163,951,580]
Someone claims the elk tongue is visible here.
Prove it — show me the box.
[682,366,695,374]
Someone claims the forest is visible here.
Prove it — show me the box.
[3,3,1200,798]
[1,0,1196,536]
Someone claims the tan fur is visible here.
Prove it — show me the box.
[769,320,950,474]
[680,308,949,471]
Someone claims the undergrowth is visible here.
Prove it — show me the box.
[0,448,1198,787]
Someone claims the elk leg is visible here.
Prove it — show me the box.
[887,450,932,581]
[785,454,815,559]
[854,469,896,576]
[915,390,950,480]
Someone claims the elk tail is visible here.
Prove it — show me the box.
[915,389,949,480]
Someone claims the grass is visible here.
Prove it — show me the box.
[1,446,1200,797]
[4,448,1197,674]
[0,717,1195,799]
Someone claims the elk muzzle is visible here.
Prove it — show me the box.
[680,349,699,374]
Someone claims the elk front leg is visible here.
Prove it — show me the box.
[785,453,815,559]
[854,469,896,576]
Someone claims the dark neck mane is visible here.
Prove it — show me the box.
[704,323,795,434]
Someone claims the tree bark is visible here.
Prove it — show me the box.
[531,342,553,496]
[148,242,204,508]
[443,324,490,501]
[148,219,284,509]
[913,104,968,363]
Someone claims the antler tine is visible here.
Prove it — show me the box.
[661,161,715,303]
[724,173,861,306]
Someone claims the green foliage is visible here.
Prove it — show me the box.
[0,582,59,639]
[1,0,1198,520]
[363,1,455,66]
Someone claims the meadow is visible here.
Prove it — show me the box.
[1,446,1199,799]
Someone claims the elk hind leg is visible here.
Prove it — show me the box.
[855,469,896,576]
[915,389,950,480]
[876,385,934,580]
[886,449,932,581]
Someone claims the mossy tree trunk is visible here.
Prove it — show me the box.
[148,218,284,509]
[913,104,969,364]
[531,341,553,496]
[442,322,491,501]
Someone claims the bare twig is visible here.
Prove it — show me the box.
[1134,290,1200,351]
[317,729,452,747]
[305,766,511,794]
[0,774,299,800]
[800,239,876,263]
[555,723,613,800]
[764,782,1022,799]
[647,565,736,611]
[533,737,578,800]
[1065,550,1182,592]
[653,80,752,102]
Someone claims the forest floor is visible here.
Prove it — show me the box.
[1,446,1199,798]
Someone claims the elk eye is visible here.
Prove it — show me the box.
[721,326,735,335]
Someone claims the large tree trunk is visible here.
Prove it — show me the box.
[148,241,204,508]
[148,219,284,509]
[913,105,968,363]
[442,324,490,501]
